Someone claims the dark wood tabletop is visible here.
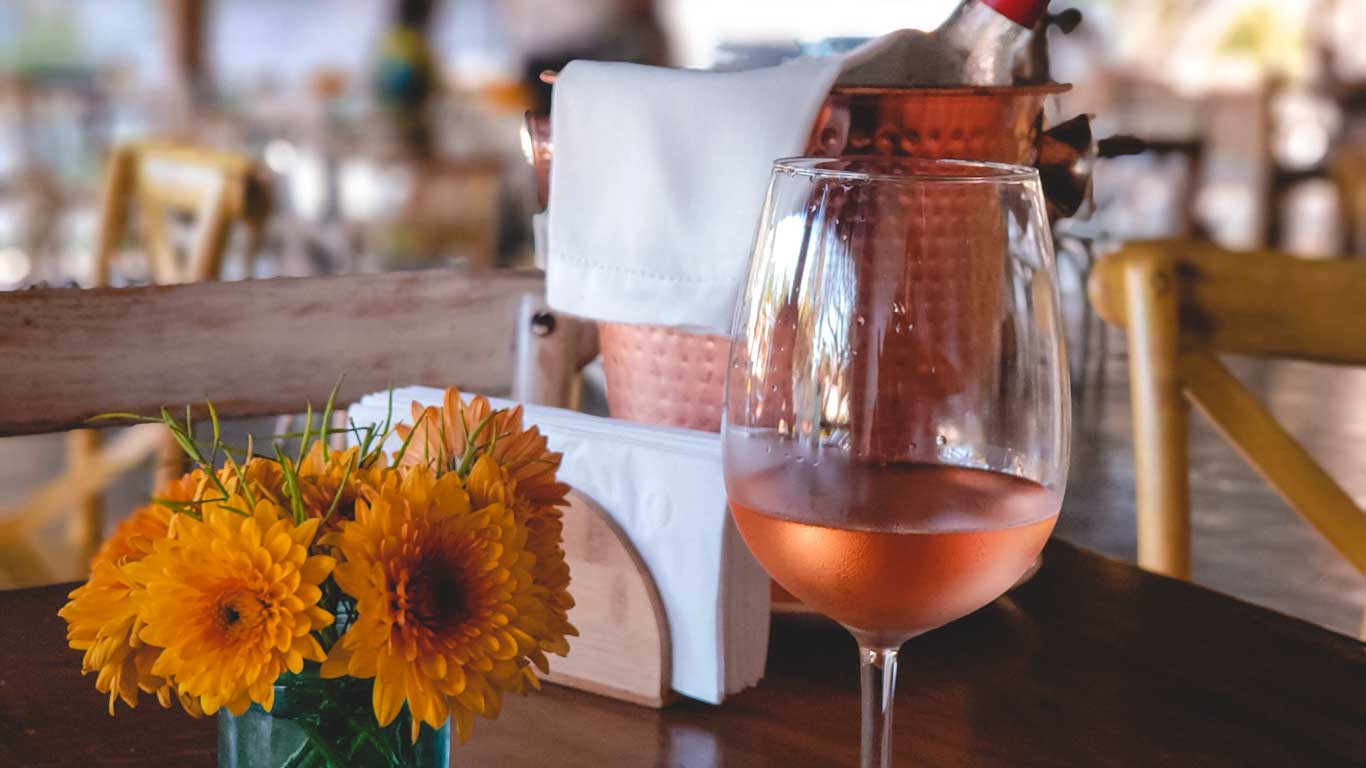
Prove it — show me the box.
[2,539,1362,768]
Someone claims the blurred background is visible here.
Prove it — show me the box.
[3,0,1366,285]
[6,0,1366,286]
[1,0,1363,634]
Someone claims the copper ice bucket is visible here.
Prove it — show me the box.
[528,84,1083,432]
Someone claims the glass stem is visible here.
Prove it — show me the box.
[859,645,900,768]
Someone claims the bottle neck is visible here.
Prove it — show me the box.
[938,0,1034,50]
[936,0,1038,85]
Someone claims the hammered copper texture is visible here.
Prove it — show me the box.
[598,323,728,432]
[727,172,1005,462]
[844,179,1005,463]
[810,86,1065,166]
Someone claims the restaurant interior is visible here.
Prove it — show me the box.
[0,1,1362,766]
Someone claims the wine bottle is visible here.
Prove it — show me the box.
[839,0,1048,87]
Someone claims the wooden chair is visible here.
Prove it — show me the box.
[1330,141,1366,257]
[0,269,594,586]
[62,141,273,571]
[1088,240,1366,587]
[92,141,272,286]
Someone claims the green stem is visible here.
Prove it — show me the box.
[279,739,314,768]
[456,412,498,476]
[295,719,349,768]
[346,715,402,768]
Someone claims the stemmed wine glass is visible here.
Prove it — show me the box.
[722,158,1069,767]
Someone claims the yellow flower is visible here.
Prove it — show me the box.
[59,562,172,715]
[465,408,575,664]
[478,405,572,521]
[394,387,479,474]
[224,445,387,531]
[321,467,541,743]
[231,457,285,502]
[298,443,388,526]
[158,468,214,504]
[466,456,575,674]
[60,471,210,717]
[128,498,335,716]
[395,387,570,515]
[91,471,207,569]
[394,390,529,482]
[394,388,576,682]
[90,505,172,573]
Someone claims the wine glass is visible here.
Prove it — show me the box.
[722,157,1069,767]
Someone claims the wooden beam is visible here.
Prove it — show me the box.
[0,270,545,436]
[163,0,208,92]
[1091,240,1366,365]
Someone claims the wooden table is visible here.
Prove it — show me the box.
[3,540,1362,767]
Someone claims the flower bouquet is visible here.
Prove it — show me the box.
[59,388,576,767]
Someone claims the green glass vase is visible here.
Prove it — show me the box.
[217,672,450,768]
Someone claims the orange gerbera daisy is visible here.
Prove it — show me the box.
[59,561,192,715]
[90,470,207,570]
[90,505,172,572]
[396,389,576,673]
[223,445,387,529]
[395,388,570,520]
[478,405,572,520]
[321,467,541,743]
[128,497,335,716]
[298,443,389,526]
[233,456,285,501]
[61,470,212,716]
[465,456,575,675]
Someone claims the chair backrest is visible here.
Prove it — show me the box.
[1088,239,1366,579]
[0,269,551,437]
[93,141,271,286]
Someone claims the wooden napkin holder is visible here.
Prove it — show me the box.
[545,490,674,708]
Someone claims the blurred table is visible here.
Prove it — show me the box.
[2,540,1362,767]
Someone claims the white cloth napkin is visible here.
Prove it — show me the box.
[545,56,841,334]
[348,387,770,705]
[545,35,912,334]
